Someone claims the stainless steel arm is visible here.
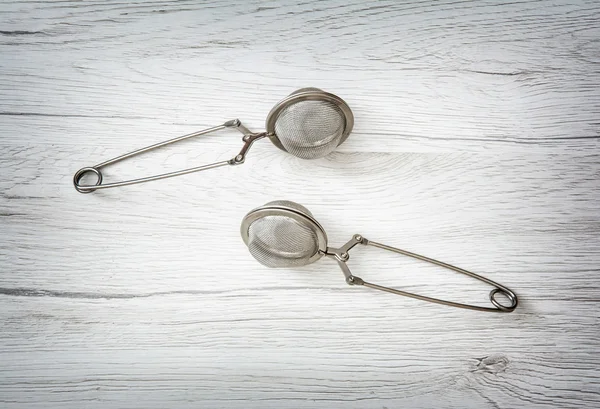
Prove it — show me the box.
[325,234,518,312]
[73,120,266,193]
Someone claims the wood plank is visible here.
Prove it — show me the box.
[1,0,600,408]
[1,0,598,151]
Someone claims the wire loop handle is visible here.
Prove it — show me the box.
[73,120,265,193]
[325,234,518,312]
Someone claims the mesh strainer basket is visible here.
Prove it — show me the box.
[241,200,519,313]
[245,200,326,268]
[74,88,353,193]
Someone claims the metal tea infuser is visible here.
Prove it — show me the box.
[241,201,518,312]
[73,88,353,193]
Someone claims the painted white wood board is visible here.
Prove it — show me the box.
[1,1,599,408]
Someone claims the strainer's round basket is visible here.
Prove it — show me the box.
[241,201,327,268]
[265,88,354,160]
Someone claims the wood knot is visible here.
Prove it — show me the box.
[471,354,509,374]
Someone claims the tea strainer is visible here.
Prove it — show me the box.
[241,201,519,313]
[73,88,353,193]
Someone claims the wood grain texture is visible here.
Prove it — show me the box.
[1,1,600,408]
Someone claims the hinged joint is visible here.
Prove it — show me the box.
[230,131,268,165]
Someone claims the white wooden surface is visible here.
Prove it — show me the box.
[1,1,600,408]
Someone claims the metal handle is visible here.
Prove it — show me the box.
[73,119,266,193]
[325,234,518,313]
